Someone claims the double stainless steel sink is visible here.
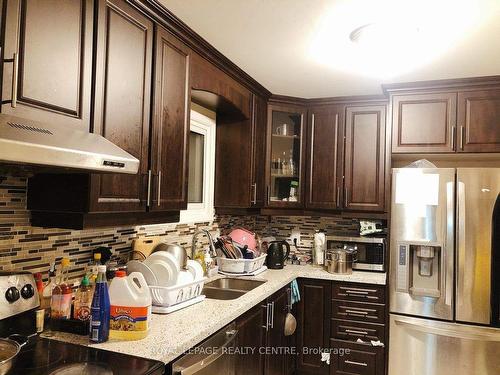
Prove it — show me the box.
[202,277,266,300]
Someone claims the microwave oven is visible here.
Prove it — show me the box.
[326,235,386,272]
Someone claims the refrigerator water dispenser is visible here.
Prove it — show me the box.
[397,242,442,298]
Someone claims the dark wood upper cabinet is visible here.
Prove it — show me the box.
[266,103,306,208]
[90,0,153,213]
[296,279,331,375]
[250,94,268,208]
[150,26,191,211]
[27,1,184,228]
[191,52,251,119]
[213,93,267,211]
[215,114,254,208]
[391,92,457,153]
[1,0,93,130]
[306,105,344,210]
[344,105,386,212]
[194,50,269,210]
[457,89,500,153]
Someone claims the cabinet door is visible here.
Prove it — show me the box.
[296,279,331,375]
[306,106,344,209]
[391,92,457,153]
[236,303,266,375]
[150,27,190,211]
[90,0,153,212]
[251,95,268,207]
[330,339,385,375]
[214,112,253,208]
[267,104,306,208]
[1,0,93,130]
[344,105,386,212]
[265,288,288,375]
[457,89,500,153]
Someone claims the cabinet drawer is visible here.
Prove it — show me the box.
[331,319,385,343]
[331,300,385,324]
[332,283,385,304]
[330,339,384,375]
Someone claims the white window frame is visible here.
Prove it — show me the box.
[179,109,216,223]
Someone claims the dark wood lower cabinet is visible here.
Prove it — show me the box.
[235,304,266,375]
[329,339,385,375]
[296,280,387,375]
[296,279,331,375]
[167,281,386,375]
[265,288,288,375]
[234,286,293,375]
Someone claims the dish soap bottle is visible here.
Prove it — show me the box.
[73,275,92,321]
[42,261,57,310]
[87,253,102,285]
[90,265,110,343]
[50,258,72,319]
[109,271,151,340]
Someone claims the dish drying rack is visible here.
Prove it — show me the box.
[216,254,267,275]
[150,278,206,314]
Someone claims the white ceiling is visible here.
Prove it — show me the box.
[160,0,500,98]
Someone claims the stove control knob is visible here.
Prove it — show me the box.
[5,287,20,303]
[21,284,35,299]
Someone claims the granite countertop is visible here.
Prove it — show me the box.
[43,265,386,364]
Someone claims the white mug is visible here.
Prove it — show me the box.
[276,123,289,136]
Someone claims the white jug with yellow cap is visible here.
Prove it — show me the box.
[108,271,151,340]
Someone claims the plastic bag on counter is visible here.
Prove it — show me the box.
[404,159,437,168]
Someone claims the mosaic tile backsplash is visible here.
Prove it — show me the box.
[1,173,365,282]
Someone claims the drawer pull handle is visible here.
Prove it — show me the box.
[345,290,369,295]
[345,360,368,367]
[341,287,377,293]
[345,329,368,335]
[345,310,368,315]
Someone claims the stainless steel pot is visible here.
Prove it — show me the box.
[0,334,32,375]
[152,243,188,270]
[325,247,357,274]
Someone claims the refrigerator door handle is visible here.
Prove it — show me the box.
[444,181,454,307]
[393,316,500,342]
[457,181,466,310]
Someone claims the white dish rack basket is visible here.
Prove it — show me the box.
[149,278,206,311]
[216,254,267,274]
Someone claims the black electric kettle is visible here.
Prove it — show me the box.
[266,240,290,269]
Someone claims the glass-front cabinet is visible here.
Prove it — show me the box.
[266,104,306,207]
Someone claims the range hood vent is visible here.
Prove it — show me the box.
[7,121,54,135]
[0,114,139,174]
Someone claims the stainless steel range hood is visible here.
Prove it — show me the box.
[0,114,139,174]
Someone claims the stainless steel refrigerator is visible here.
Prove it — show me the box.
[389,168,500,375]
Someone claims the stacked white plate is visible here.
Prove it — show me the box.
[128,252,206,314]
[128,252,204,287]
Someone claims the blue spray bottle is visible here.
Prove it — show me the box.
[90,265,110,343]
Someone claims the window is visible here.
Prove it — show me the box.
[179,108,216,223]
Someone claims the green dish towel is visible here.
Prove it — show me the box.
[291,279,301,305]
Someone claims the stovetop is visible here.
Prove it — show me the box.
[10,336,164,375]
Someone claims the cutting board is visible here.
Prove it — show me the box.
[131,236,162,260]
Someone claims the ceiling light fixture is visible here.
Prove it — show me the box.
[308,0,486,79]
[349,22,420,45]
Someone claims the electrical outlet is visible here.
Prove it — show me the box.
[290,228,301,246]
